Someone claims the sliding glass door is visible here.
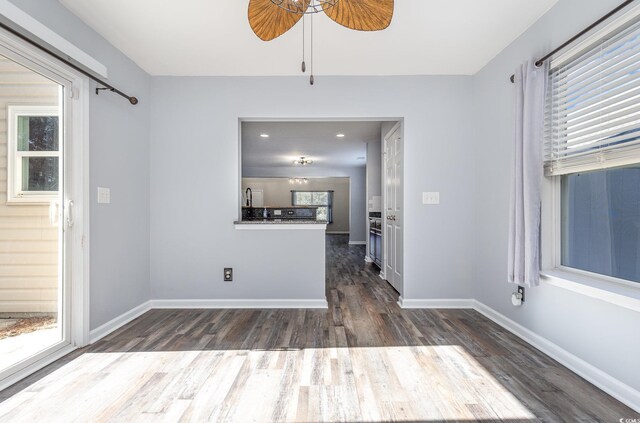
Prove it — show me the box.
[0,49,72,385]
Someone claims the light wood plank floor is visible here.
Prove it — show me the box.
[0,235,636,422]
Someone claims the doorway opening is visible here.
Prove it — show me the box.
[239,119,403,296]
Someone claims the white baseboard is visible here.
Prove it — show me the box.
[89,300,152,344]
[150,299,328,309]
[348,241,366,245]
[326,231,349,234]
[471,300,640,413]
[364,256,373,263]
[398,297,474,309]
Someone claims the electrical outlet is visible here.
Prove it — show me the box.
[517,286,525,303]
[224,268,233,282]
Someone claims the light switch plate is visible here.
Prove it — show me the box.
[422,192,440,205]
[97,187,111,204]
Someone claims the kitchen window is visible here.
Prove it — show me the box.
[545,10,640,286]
[291,190,333,223]
[7,105,60,203]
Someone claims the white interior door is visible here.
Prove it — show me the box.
[384,124,403,293]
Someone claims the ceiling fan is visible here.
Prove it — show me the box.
[248,0,394,84]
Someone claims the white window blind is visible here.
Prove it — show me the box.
[545,13,640,175]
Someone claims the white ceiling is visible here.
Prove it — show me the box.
[242,121,382,168]
[58,0,559,76]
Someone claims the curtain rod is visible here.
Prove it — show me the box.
[0,21,138,105]
[510,0,636,83]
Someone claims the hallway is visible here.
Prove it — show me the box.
[0,235,633,421]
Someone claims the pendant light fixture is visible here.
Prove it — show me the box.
[293,156,313,165]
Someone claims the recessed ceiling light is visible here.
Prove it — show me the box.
[336,133,345,138]
[260,133,269,138]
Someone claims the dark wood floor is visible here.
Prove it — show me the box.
[0,235,635,421]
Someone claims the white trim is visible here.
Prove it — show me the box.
[397,297,474,309]
[472,300,640,413]
[234,223,327,230]
[364,256,373,263]
[348,241,366,245]
[0,0,108,78]
[327,231,350,234]
[89,301,152,344]
[75,77,91,347]
[151,299,329,309]
[0,344,75,392]
[541,270,640,313]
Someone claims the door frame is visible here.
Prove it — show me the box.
[0,28,90,391]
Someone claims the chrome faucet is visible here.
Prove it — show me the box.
[245,187,253,208]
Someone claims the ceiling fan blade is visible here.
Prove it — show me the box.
[248,0,310,41]
[323,0,394,31]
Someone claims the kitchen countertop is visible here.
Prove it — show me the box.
[234,219,328,224]
[234,219,328,230]
[241,206,320,209]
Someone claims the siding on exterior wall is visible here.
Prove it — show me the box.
[0,55,59,314]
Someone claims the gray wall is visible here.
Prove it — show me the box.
[150,76,475,300]
[242,177,351,234]
[472,0,640,393]
[9,0,151,330]
[244,165,366,242]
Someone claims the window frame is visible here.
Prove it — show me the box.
[542,164,640,313]
[543,175,640,290]
[540,3,640,308]
[291,190,334,223]
[6,104,61,204]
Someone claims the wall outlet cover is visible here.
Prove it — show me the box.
[97,187,111,204]
[422,192,440,205]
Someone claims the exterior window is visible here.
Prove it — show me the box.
[291,191,333,222]
[545,14,640,284]
[7,105,60,203]
[561,165,640,283]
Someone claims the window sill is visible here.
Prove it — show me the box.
[541,269,640,313]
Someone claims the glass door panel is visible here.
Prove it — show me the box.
[0,53,66,376]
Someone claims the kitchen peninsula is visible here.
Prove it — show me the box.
[233,203,328,309]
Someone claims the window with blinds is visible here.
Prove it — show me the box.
[545,14,640,175]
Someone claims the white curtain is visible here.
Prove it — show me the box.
[508,60,548,287]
